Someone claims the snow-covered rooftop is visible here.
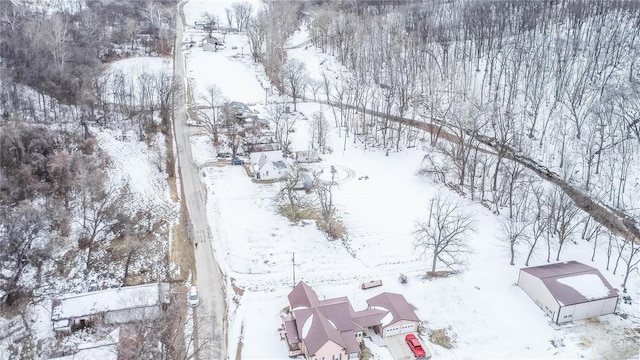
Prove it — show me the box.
[51,283,170,321]
[557,274,612,301]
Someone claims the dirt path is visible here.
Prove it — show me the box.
[323,100,640,246]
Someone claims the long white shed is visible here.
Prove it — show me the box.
[518,261,619,324]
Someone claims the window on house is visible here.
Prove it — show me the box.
[348,354,358,359]
[333,354,341,360]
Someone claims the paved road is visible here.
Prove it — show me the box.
[173,2,227,359]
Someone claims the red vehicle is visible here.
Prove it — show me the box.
[405,333,426,358]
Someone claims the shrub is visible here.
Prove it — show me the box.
[399,273,408,284]
[430,328,453,349]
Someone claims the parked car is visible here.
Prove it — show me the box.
[187,286,199,307]
[405,334,426,358]
[231,157,244,165]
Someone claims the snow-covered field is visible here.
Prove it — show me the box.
[181,1,640,359]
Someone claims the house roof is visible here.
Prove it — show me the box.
[366,292,420,326]
[273,160,287,169]
[286,282,421,357]
[288,281,319,310]
[521,261,618,306]
[293,307,345,356]
[316,297,355,332]
[351,308,389,329]
[250,150,283,167]
[51,283,170,321]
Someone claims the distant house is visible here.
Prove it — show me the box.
[280,281,420,360]
[295,150,320,163]
[51,283,170,334]
[202,36,223,51]
[250,150,288,180]
[229,101,253,121]
[518,261,619,324]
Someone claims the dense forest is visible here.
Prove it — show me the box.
[243,0,640,284]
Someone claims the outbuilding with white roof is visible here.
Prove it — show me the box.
[517,261,619,324]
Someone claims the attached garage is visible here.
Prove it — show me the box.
[518,261,619,324]
[367,293,420,338]
[384,326,400,336]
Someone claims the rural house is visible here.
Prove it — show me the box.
[517,261,619,324]
[250,150,289,180]
[51,282,170,334]
[280,281,420,360]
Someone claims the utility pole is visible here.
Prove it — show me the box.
[292,252,296,288]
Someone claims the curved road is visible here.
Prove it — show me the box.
[174,2,227,359]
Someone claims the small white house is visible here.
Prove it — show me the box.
[250,150,288,180]
[518,261,619,324]
[294,149,320,163]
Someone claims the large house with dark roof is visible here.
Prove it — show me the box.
[280,281,420,360]
[518,261,619,324]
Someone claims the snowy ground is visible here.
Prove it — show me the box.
[179,2,640,359]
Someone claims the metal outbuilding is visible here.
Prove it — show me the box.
[518,261,619,324]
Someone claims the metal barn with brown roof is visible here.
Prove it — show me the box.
[517,261,619,324]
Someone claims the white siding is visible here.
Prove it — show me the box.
[600,297,618,315]
[518,270,560,321]
[400,323,416,334]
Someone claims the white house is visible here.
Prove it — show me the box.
[51,282,170,333]
[250,150,288,180]
[518,261,619,324]
[294,149,320,163]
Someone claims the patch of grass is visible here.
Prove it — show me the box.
[317,218,346,239]
[423,270,457,279]
[430,328,453,349]
[359,341,372,360]
[278,204,319,222]
[278,204,346,239]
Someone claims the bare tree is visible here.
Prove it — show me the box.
[500,216,529,266]
[232,2,253,32]
[275,168,308,222]
[314,168,336,227]
[0,203,48,306]
[197,85,226,145]
[200,12,218,38]
[311,110,329,154]
[224,8,234,29]
[414,195,475,273]
[281,58,308,111]
[78,176,130,273]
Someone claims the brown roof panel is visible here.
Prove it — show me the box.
[521,261,596,279]
[351,308,388,328]
[288,281,319,310]
[367,292,419,324]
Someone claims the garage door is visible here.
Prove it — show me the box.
[384,326,400,336]
[400,324,415,334]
